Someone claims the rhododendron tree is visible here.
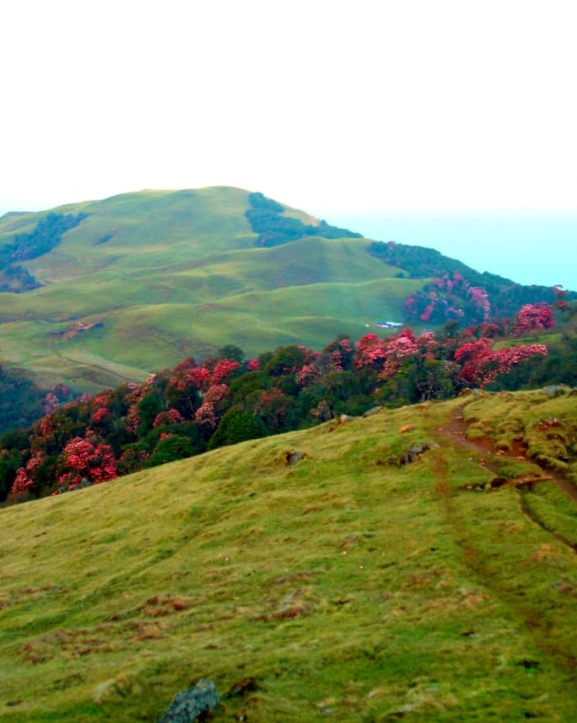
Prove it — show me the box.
[454,339,494,384]
[264,345,319,377]
[513,303,555,337]
[454,338,547,387]
[402,272,498,326]
[253,387,294,431]
[467,286,491,322]
[320,336,354,373]
[59,435,118,488]
[125,403,141,435]
[153,408,184,428]
[354,333,388,370]
[296,363,321,388]
[194,384,229,432]
[378,330,420,380]
[209,359,242,385]
[91,407,111,425]
[118,446,150,475]
[552,285,570,313]
[10,451,46,497]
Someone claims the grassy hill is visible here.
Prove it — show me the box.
[0,188,412,391]
[1,388,577,720]
[0,187,565,393]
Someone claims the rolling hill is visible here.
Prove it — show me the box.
[0,187,562,393]
[1,388,577,720]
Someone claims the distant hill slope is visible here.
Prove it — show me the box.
[1,390,577,720]
[0,187,564,391]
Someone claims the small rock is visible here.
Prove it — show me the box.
[285,450,306,467]
[159,679,220,723]
[339,414,356,423]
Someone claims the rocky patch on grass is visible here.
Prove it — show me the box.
[159,678,220,723]
[285,450,307,467]
[395,441,439,466]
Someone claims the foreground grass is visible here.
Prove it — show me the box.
[1,394,577,720]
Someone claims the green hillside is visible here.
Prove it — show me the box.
[0,188,410,391]
[1,389,577,720]
[0,187,562,393]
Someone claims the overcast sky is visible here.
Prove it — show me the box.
[1,0,576,288]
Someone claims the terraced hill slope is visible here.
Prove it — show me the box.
[1,388,577,721]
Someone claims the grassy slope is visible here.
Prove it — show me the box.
[0,189,412,390]
[1,392,577,721]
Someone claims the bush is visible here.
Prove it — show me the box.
[208,409,268,450]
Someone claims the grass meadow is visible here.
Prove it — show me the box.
[1,391,577,720]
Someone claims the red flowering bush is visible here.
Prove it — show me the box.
[354,333,388,370]
[296,363,321,387]
[153,408,184,428]
[195,384,229,431]
[210,359,241,385]
[454,338,547,387]
[379,330,420,380]
[514,303,555,337]
[91,407,111,425]
[11,451,45,497]
[59,436,118,488]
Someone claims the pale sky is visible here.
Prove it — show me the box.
[1,0,576,287]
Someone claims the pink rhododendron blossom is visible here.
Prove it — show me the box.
[11,451,45,497]
[91,407,111,424]
[297,363,321,387]
[514,303,555,336]
[60,436,118,487]
[153,408,184,428]
[354,333,388,370]
[210,359,241,385]
[194,384,228,430]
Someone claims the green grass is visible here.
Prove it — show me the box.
[1,394,577,720]
[0,188,422,390]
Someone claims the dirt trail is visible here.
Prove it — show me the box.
[435,405,577,505]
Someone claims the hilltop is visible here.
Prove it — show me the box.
[1,388,577,720]
[0,187,564,393]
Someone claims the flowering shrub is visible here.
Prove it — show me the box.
[195,384,229,431]
[321,337,354,372]
[91,407,111,425]
[210,359,241,385]
[59,436,118,488]
[11,451,45,497]
[455,338,547,387]
[379,330,420,380]
[354,333,388,370]
[125,404,140,435]
[468,286,491,322]
[153,408,184,428]
[514,303,555,337]
[296,363,321,387]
